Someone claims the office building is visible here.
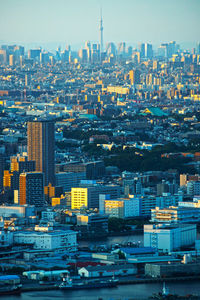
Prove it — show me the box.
[187,181,200,196]
[19,172,44,207]
[0,49,7,64]
[151,206,200,224]
[145,43,153,59]
[27,120,55,186]
[99,196,140,218]
[60,161,105,180]
[71,184,120,209]
[140,196,157,217]
[0,154,5,190]
[129,69,140,85]
[9,54,14,66]
[0,205,35,218]
[77,213,108,233]
[28,49,41,60]
[197,43,200,55]
[156,193,182,209]
[78,49,88,63]
[118,42,126,56]
[138,43,145,58]
[55,171,86,193]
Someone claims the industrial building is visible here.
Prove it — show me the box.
[144,223,196,253]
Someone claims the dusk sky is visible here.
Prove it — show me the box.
[0,0,200,49]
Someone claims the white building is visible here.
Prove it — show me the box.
[78,264,137,278]
[14,230,77,253]
[144,223,196,253]
[151,206,200,223]
[0,205,35,218]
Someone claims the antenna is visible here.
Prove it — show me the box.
[99,7,104,57]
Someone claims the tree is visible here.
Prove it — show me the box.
[108,217,125,232]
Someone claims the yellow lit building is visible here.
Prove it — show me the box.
[107,86,130,95]
[71,188,88,209]
[71,185,120,210]
[52,198,61,206]
[104,200,124,218]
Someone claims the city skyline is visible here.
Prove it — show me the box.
[0,0,200,50]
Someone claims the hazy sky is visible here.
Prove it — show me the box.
[0,0,199,49]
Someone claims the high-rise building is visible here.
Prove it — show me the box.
[0,154,5,190]
[118,42,126,56]
[19,172,44,207]
[9,54,14,66]
[106,42,116,57]
[85,41,91,62]
[197,43,200,55]
[138,43,145,58]
[28,49,41,60]
[0,50,7,64]
[78,49,88,63]
[145,43,153,59]
[25,73,31,87]
[129,69,140,85]
[27,120,55,186]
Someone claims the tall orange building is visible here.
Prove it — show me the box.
[27,120,55,186]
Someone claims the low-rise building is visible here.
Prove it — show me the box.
[78,264,137,278]
[0,205,35,218]
[151,206,200,223]
[145,262,200,278]
[144,223,196,253]
[13,230,77,252]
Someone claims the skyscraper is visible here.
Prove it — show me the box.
[138,43,145,58]
[118,42,126,56]
[27,120,55,186]
[145,43,153,59]
[129,69,140,85]
[99,8,103,54]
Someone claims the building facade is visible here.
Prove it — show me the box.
[13,230,77,252]
[144,224,196,253]
[19,172,44,207]
[71,185,120,209]
[151,206,200,223]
